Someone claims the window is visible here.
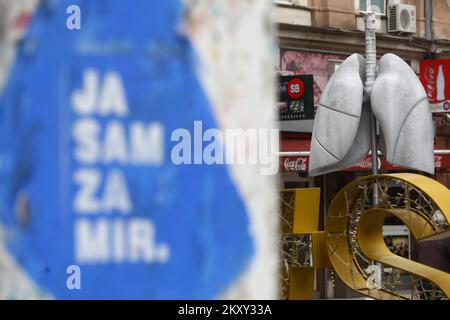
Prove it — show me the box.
[274,0,308,6]
[357,0,386,15]
[327,59,344,79]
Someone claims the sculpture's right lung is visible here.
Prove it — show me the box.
[309,53,370,176]
[371,54,434,175]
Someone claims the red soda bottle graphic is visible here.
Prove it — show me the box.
[436,64,445,102]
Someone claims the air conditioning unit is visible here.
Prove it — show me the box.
[388,4,417,33]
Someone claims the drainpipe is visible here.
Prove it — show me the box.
[424,0,433,41]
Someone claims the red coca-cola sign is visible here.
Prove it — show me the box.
[420,59,450,112]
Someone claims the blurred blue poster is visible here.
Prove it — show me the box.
[0,0,252,299]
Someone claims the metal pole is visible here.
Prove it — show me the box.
[424,0,433,42]
[322,174,327,297]
[321,173,334,299]
[364,1,382,289]
[369,116,378,203]
[363,3,379,205]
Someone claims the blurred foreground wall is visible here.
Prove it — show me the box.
[0,0,278,299]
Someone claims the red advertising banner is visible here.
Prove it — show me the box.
[420,59,450,112]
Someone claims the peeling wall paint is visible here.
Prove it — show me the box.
[183,0,279,299]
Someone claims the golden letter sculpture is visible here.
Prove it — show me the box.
[280,173,450,300]
[279,188,329,300]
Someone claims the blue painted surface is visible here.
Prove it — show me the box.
[0,0,253,299]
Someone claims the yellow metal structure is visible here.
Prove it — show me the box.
[326,173,450,299]
[280,173,450,300]
[279,188,329,300]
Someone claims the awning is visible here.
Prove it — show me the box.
[279,132,450,173]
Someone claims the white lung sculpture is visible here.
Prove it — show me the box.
[371,54,434,174]
[309,53,434,176]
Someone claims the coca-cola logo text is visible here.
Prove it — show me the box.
[283,158,307,171]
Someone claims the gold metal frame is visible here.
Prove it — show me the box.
[326,173,450,299]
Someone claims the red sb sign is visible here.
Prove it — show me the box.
[287,78,304,100]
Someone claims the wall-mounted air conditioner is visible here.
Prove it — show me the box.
[387,4,417,33]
